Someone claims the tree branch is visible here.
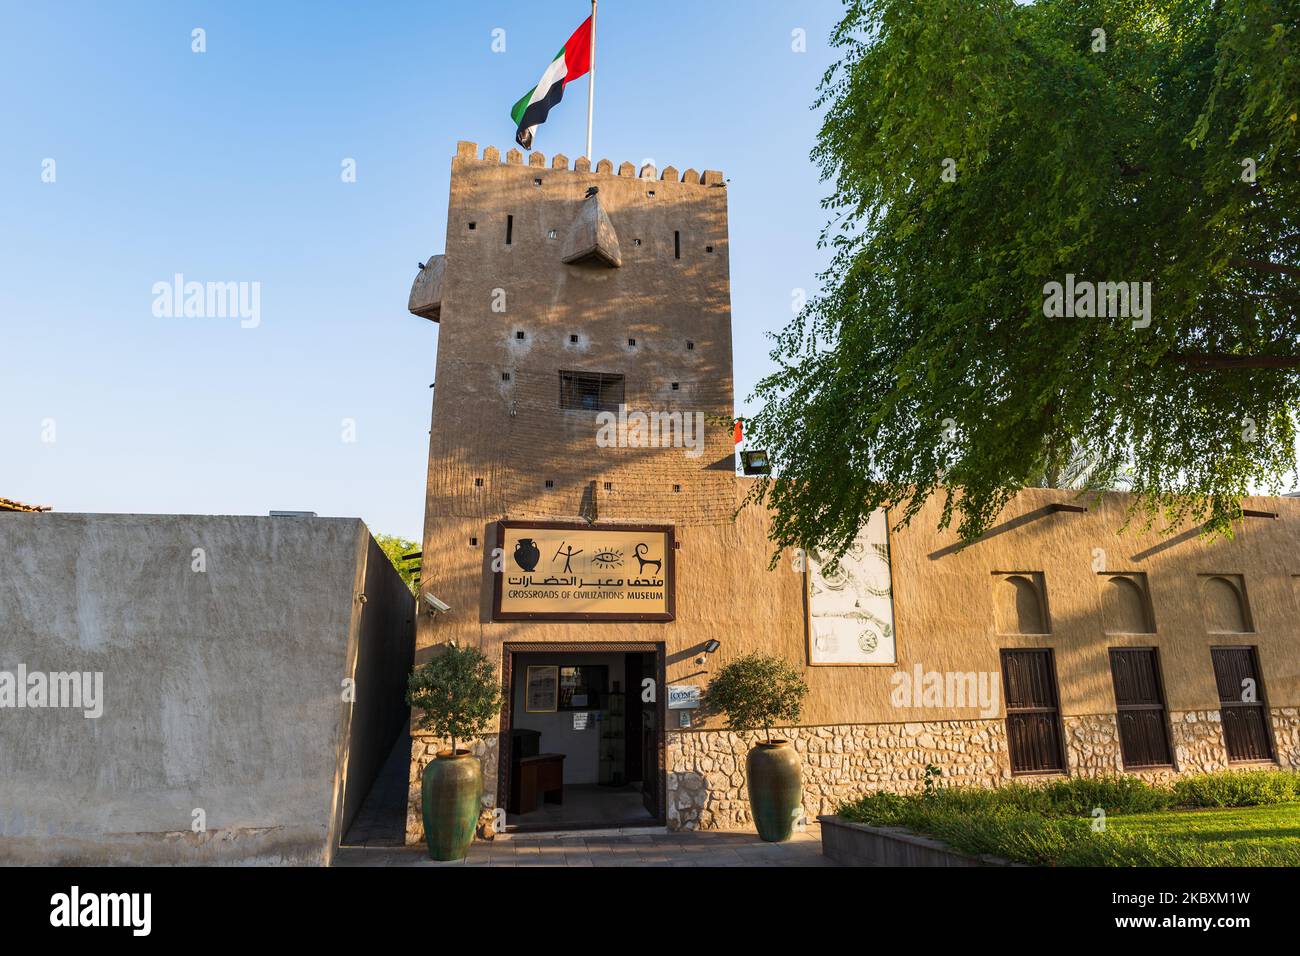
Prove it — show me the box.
[1230,257,1300,277]
[1164,352,1300,369]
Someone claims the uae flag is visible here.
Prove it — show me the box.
[510,15,592,150]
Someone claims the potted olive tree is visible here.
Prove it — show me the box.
[701,652,809,842]
[406,645,502,861]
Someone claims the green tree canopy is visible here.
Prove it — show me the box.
[406,645,502,755]
[374,533,419,595]
[747,0,1299,558]
[701,653,809,743]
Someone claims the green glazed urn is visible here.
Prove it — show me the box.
[420,750,483,861]
[745,740,803,842]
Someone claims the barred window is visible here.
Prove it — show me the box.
[559,371,624,412]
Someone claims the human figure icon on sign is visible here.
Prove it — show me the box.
[553,542,583,574]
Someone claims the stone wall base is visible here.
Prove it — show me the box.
[667,719,1011,831]
[403,709,1300,839]
[1271,707,1300,768]
[666,708,1300,831]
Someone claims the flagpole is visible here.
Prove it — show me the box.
[586,0,596,160]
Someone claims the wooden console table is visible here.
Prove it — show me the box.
[511,753,565,814]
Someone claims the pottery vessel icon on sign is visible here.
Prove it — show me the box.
[514,538,541,572]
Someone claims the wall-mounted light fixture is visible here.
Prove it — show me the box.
[740,451,771,476]
[696,639,722,665]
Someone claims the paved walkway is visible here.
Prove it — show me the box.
[335,823,835,867]
[342,731,411,847]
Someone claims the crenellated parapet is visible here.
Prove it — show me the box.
[454,140,723,186]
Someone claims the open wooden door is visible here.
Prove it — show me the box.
[641,708,659,818]
[640,650,662,819]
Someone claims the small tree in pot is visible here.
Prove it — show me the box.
[701,652,809,842]
[406,644,502,860]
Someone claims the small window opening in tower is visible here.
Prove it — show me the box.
[545,479,554,488]
[628,338,636,347]
[603,482,613,491]
[559,370,625,412]
[686,340,695,350]
[673,484,682,493]
[705,245,713,253]
[633,238,642,246]
[534,178,542,186]
[671,382,680,391]
[501,372,511,381]
[674,231,680,259]
[548,229,558,239]
[506,215,513,245]
[468,222,476,230]
[474,477,483,487]
[647,189,655,197]
[470,537,478,546]
[516,330,525,340]
[570,334,579,343]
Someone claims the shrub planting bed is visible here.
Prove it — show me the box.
[833,770,1300,866]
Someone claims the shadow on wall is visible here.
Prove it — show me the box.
[337,534,417,842]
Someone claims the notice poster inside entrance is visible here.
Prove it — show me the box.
[494,521,675,621]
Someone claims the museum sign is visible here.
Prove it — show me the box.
[493,521,675,622]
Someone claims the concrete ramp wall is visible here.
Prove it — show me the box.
[0,514,414,865]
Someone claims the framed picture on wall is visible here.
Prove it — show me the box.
[524,665,559,713]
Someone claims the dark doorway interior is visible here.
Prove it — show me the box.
[501,645,665,832]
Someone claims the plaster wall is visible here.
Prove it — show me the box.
[0,513,413,864]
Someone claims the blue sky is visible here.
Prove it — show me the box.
[0,0,842,540]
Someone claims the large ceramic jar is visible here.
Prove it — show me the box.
[745,740,803,842]
[420,750,483,860]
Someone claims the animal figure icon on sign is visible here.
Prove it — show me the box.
[634,543,662,576]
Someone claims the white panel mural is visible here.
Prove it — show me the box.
[806,510,896,665]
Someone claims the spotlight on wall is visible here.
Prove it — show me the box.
[696,639,722,665]
[424,592,451,615]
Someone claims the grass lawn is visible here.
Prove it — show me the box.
[1107,803,1300,865]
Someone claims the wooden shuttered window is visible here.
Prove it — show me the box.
[1211,647,1275,763]
[1000,649,1066,774]
[1108,648,1172,768]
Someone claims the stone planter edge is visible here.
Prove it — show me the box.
[817,814,1025,867]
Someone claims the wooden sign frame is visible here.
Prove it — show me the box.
[492,520,676,622]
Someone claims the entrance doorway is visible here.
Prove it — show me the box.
[499,642,666,832]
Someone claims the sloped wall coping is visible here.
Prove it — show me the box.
[817,815,1022,867]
